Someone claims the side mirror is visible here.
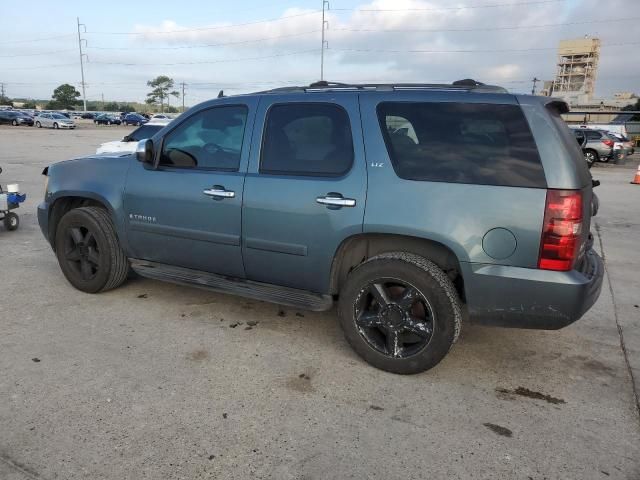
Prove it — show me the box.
[136,139,154,164]
[123,135,131,142]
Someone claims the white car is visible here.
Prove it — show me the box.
[96,122,169,155]
[35,113,76,129]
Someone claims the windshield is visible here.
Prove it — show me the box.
[130,124,162,141]
[52,114,67,119]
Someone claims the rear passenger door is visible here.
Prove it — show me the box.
[242,94,367,293]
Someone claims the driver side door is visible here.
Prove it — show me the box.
[123,100,256,278]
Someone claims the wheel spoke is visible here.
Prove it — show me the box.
[370,283,391,306]
[80,259,93,280]
[355,312,382,328]
[385,329,402,358]
[404,316,432,339]
[69,227,84,245]
[84,231,95,246]
[65,248,81,262]
[398,287,419,309]
[87,248,100,266]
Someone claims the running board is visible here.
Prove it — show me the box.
[130,259,333,312]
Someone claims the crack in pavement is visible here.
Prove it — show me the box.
[595,222,640,424]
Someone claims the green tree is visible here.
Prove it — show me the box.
[146,75,179,113]
[103,101,120,112]
[48,84,81,109]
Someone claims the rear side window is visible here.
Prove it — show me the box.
[261,103,354,176]
[377,102,546,187]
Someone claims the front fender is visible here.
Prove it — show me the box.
[45,155,133,252]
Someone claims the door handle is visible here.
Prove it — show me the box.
[316,193,356,207]
[203,186,235,199]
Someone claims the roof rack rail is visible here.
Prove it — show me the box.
[256,79,507,95]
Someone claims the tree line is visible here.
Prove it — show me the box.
[2,75,183,113]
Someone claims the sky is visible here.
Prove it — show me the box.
[1,0,638,106]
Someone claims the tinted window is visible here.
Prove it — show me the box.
[159,105,247,171]
[377,102,545,187]
[585,130,602,140]
[261,103,354,176]
[130,125,162,141]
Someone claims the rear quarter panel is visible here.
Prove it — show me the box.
[359,90,547,268]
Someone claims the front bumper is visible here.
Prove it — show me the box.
[37,201,50,245]
[462,248,604,329]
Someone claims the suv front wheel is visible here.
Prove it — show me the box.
[55,206,129,293]
[338,252,462,374]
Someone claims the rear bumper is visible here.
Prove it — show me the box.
[462,249,604,329]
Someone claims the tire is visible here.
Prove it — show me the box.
[338,252,462,374]
[54,207,129,293]
[53,122,59,129]
[4,212,19,231]
[12,119,18,126]
[584,149,598,166]
[36,121,41,128]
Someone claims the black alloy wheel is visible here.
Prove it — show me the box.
[62,225,101,282]
[354,279,434,359]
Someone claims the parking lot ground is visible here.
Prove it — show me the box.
[1,125,639,479]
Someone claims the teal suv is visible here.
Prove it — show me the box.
[38,80,603,374]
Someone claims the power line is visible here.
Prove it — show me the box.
[86,11,321,35]
[331,41,640,55]
[86,30,320,50]
[90,48,317,67]
[0,49,76,58]
[332,0,567,12]
[0,33,75,45]
[332,16,640,34]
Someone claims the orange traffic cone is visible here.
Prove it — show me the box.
[632,164,640,185]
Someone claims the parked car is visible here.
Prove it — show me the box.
[570,127,614,166]
[607,132,635,156]
[151,114,172,120]
[81,112,96,119]
[38,81,603,374]
[0,110,34,126]
[35,113,76,129]
[94,114,122,126]
[96,122,168,154]
[123,113,148,126]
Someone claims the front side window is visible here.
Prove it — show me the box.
[377,102,546,187]
[130,125,162,142]
[159,105,248,170]
[260,103,354,176]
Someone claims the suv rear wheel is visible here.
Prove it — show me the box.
[55,207,129,293]
[338,252,462,374]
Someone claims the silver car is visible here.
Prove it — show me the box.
[35,113,76,130]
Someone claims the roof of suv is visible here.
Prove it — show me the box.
[251,79,508,95]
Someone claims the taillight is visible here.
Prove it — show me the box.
[538,189,583,271]
[602,139,614,148]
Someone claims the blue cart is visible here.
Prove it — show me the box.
[0,167,26,231]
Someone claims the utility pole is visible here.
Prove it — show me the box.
[0,82,5,100]
[531,77,540,96]
[77,17,88,112]
[181,82,186,112]
[320,1,329,81]
[101,93,104,111]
